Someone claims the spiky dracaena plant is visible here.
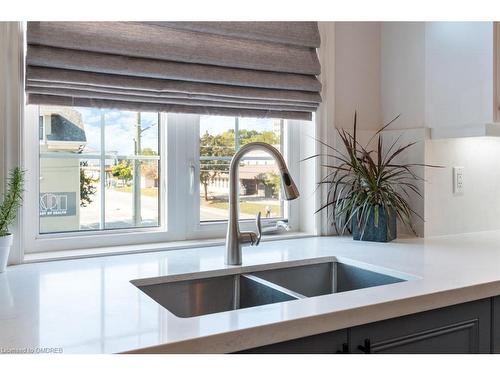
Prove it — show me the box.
[306,113,439,238]
[0,167,25,237]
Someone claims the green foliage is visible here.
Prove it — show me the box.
[0,167,25,236]
[80,161,97,208]
[199,130,233,201]
[112,161,133,184]
[240,130,279,146]
[199,128,280,201]
[306,112,441,237]
[141,147,157,156]
[261,172,280,198]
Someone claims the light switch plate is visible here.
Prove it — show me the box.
[453,167,464,194]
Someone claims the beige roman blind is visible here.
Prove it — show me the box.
[25,22,322,120]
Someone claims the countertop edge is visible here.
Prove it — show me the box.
[123,280,500,353]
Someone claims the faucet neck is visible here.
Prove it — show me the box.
[228,142,287,224]
[225,142,294,266]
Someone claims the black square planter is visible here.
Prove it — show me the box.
[351,206,397,242]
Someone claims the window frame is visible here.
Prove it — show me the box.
[24,108,171,253]
[198,117,286,223]
[182,114,301,241]
[23,108,303,254]
[37,110,162,233]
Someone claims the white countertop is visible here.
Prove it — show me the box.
[2,232,500,353]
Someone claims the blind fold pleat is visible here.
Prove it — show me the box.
[26,22,322,120]
[142,22,321,48]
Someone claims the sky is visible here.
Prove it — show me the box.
[76,108,278,156]
[78,108,159,155]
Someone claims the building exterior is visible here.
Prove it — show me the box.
[39,107,87,233]
[201,147,281,199]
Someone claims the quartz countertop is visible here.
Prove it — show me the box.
[2,232,500,353]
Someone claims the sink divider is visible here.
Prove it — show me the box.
[240,274,307,300]
[233,274,241,310]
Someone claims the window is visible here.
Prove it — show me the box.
[37,106,160,234]
[199,116,284,222]
[24,107,304,254]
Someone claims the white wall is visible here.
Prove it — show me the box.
[423,22,496,236]
[315,22,383,235]
[425,137,500,236]
[380,21,496,237]
[380,23,428,236]
[323,22,430,238]
[381,22,426,129]
[0,22,24,265]
[312,22,336,235]
[334,22,381,131]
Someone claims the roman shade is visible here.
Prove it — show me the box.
[26,22,322,120]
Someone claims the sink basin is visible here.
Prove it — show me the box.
[251,261,405,297]
[136,274,302,318]
[135,260,406,318]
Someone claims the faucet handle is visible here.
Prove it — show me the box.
[255,211,262,246]
[238,212,262,247]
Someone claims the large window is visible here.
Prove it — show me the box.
[38,106,160,233]
[199,116,284,222]
[25,107,303,254]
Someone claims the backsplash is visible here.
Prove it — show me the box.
[425,137,500,236]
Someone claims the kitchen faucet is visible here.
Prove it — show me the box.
[225,142,300,265]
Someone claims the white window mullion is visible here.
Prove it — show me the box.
[99,110,105,230]
[165,113,200,240]
[284,119,300,232]
[159,112,167,233]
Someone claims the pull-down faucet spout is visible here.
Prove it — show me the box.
[225,142,299,265]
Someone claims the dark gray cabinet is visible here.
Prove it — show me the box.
[236,298,491,354]
[492,296,500,353]
[350,299,491,353]
[237,330,348,354]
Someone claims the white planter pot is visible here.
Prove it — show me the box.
[0,234,13,273]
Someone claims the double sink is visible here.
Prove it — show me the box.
[133,260,406,318]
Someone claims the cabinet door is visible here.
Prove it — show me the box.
[237,329,348,354]
[350,299,491,354]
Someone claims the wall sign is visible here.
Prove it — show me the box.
[39,192,77,217]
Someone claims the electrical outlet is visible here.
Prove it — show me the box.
[453,167,464,194]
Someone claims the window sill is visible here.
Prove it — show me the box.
[23,232,314,264]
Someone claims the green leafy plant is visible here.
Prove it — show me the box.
[80,161,97,207]
[112,161,133,185]
[199,130,234,201]
[261,172,280,198]
[306,113,440,238]
[198,128,280,201]
[0,167,25,237]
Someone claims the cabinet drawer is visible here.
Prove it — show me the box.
[237,329,348,354]
[350,299,491,354]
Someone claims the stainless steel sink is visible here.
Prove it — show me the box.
[136,273,303,318]
[251,261,405,297]
[135,260,406,318]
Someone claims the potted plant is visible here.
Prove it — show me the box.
[308,113,438,242]
[0,167,25,272]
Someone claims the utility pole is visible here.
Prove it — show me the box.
[133,112,142,226]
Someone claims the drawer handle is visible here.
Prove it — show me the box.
[358,339,371,354]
